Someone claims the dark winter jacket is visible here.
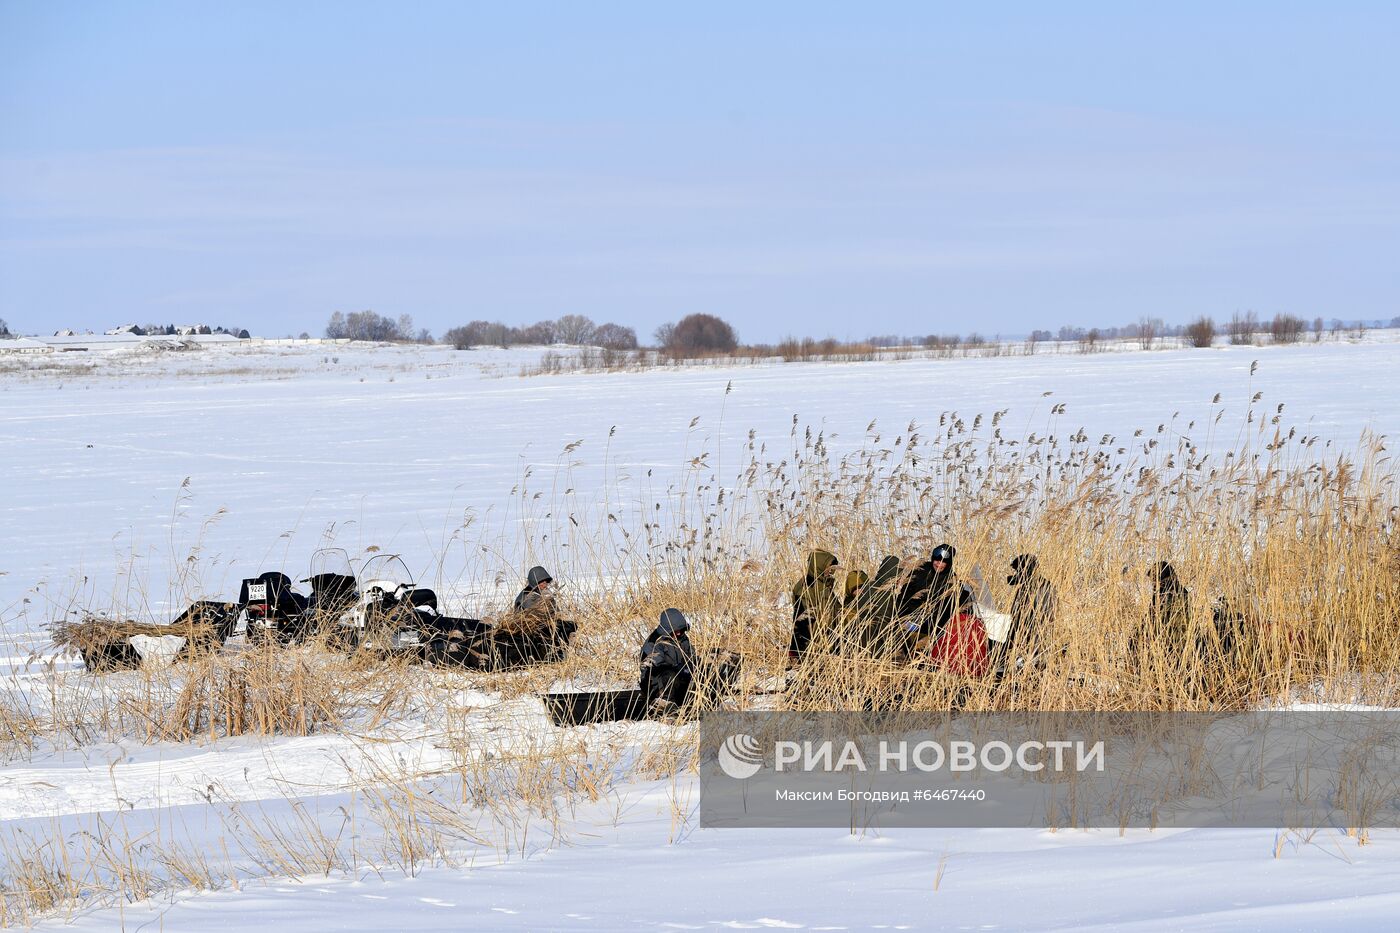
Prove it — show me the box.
[1210,597,1247,658]
[1131,562,1195,668]
[896,544,965,640]
[462,565,570,668]
[641,608,696,705]
[1003,555,1057,662]
[1149,562,1191,644]
[641,608,695,671]
[790,550,840,655]
[847,555,903,655]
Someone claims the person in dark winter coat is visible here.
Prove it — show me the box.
[641,608,697,710]
[998,554,1058,671]
[1131,561,1195,670]
[462,565,575,668]
[846,555,902,656]
[514,565,557,618]
[896,543,967,642]
[1210,597,1248,659]
[1148,561,1191,644]
[790,550,840,658]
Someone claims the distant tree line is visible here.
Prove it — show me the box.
[325,311,432,343]
[324,307,1400,355]
[137,323,251,338]
[442,314,639,351]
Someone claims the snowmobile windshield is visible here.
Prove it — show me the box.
[358,554,414,591]
[307,548,353,582]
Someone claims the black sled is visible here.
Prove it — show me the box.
[543,688,649,726]
[544,648,741,726]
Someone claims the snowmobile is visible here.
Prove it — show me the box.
[239,548,360,645]
[329,553,443,657]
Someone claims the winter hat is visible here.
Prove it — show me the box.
[658,607,690,634]
[1150,562,1178,589]
[843,569,870,599]
[526,565,553,588]
[1008,554,1038,584]
[931,543,956,564]
[805,550,839,577]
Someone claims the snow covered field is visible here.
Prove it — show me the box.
[4,337,1395,632]
[2,337,1399,930]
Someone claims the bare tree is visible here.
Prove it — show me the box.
[653,322,676,349]
[443,325,481,350]
[554,314,597,345]
[519,320,557,345]
[1185,316,1215,348]
[1269,313,1305,344]
[1227,311,1258,345]
[1137,316,1161,350]
[592,322,638,350]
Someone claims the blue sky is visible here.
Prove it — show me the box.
[2,2,1397,341]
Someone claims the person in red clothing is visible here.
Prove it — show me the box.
[922,588,990,677]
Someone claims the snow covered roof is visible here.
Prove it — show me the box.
[0,337,53,353]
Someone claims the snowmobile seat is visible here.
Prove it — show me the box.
[305,573,358,618]
[408,588,438,612]
[240,572,307,618]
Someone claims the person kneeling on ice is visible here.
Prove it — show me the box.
[919,588,990,678]
[640,608,696,713]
